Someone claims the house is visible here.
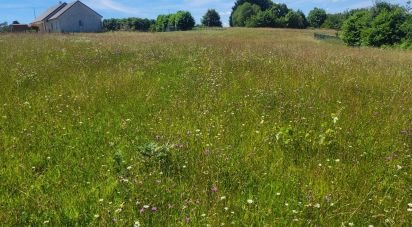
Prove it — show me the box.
[31,1,102,33]
[8,24,30,32]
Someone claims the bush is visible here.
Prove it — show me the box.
[340,1,411,48]
[367,8,406,47]
[341,10,371,46]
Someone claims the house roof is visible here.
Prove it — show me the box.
[33,2,67,23]
[32,1,102,23]
[49,1,103,20]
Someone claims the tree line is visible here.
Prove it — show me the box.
[102,0,411,48]
[103,10,221,32]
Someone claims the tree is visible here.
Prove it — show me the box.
[103,18,155,32]
[285,10,308,29]
[308,8,327,28]
[269,3,289,18]
[230,0,273,26]
[201,9,222,27]
[341,10,371,46]
[401,15,412,40]
[232,3,262,27]
[367,8,407,46]
[12,20,20,24]
[322,13,348,30]
[174,11,195,31]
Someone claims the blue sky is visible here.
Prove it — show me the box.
[0,0,408,26]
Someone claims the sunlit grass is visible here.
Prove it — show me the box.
[0,28,411,226]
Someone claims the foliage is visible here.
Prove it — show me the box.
[308,7,327,28]
[232,3,262,27]
[285,10,309,29]
[367,8,407,47]
[230,0,273,26]
[155,11,195,32]
[341,10,371,46]
[103,18,155,32]
[321,13,349,30]
[341,1,412,48]
[174,11,196,31]
[231,1,308,29]
[201,9,223,27]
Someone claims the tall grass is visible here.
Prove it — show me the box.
[0,29,411,226]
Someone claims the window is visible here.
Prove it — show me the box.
[79,20,83,27]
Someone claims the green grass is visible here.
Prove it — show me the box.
[0,29,411,226]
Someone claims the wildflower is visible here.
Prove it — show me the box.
[407,208,412,212]
[335,159,340,163]
[99,199,104,202]
[139,208,145,214]
[220,196,226,200]
[211,186,218,193]
[43,220,50,224]
[94,214,100,218]
[201,213,206,217]
[348,222,354,226]
[115,208,122,213]
[285,203,289,206]
[224,207,229,211]
[276,192,281,196]
[185,217,190,223]
[397,165,402,170]
[408,203,412,207]
[314,203,321,208]
[332,116,339,124]
[368,225,374,227]
[134,221,140,227]
[152,207,158,212]
[143,205,150,209]
[247,199,254,204]
[127,166,132,170]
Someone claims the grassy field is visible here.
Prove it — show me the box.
[0,28,411,226]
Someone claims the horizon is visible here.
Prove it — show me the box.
[0,0,408,26]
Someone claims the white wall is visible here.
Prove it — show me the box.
[48,2,102,33]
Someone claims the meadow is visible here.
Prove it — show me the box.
[0,28,411,226]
